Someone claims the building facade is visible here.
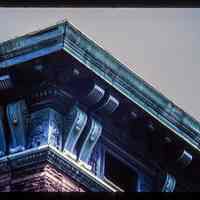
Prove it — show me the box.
[0,20,199,192]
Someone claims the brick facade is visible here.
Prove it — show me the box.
[0,163,85,192]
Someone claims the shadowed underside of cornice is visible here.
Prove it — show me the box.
[0,19,200,154]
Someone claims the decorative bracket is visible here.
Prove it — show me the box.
[177,150,192,168]
[161,173,176,192]
[0,75,13,91]
[81,83,105,107]
[6,100,28,153]
[94,94,119,115]
[157,172,176,192]
[63,106,87,154]
[77,117,102,164]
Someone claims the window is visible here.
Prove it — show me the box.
[104,151,138,191]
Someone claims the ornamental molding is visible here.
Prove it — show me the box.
[0,20,200,154]
[0,145,122,192]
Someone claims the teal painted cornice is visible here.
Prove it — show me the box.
[0,20,200,154]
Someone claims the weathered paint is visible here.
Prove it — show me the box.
[0,20,200,155]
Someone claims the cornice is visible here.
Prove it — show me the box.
[0,20,200,155]
[62,21,200,153]
[0,22,65,68]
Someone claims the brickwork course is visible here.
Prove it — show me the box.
[0,163,85,192]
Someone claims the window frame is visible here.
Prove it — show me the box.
[99,140,140,191]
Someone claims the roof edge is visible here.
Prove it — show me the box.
[0,20,200,152]
[0,20,66,67]
[63,21,200,151]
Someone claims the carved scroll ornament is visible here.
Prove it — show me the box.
[78,118,102,163]
[161,173,176,192]
[6,100,28,153]
[63,106,87,154]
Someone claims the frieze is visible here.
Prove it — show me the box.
[27,108,63,150]
[48,109,63,150]
[30,87,61,103]
[27,109,49,148]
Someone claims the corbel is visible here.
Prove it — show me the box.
[176,150,192,168]
[63,106,87,154]
[0,74,13,91]
[6,100,28,153]
[77,117,102,164]
[81,83,105,107]
[94,94,119,115]
[157,172,176,192]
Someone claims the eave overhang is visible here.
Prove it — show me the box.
[0,20,200,154]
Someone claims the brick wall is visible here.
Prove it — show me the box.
[0,163,85,192]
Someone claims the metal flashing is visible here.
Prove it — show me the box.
[0,20,200,154]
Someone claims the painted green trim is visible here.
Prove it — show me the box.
[0,20,200,154]
[0,22,65,68]
[62,21,200,153]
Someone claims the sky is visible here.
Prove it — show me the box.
[0,8,200,121]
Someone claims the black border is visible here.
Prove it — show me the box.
[0,192,182,200]
[0,1,199,198]
[0,0,199,7]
